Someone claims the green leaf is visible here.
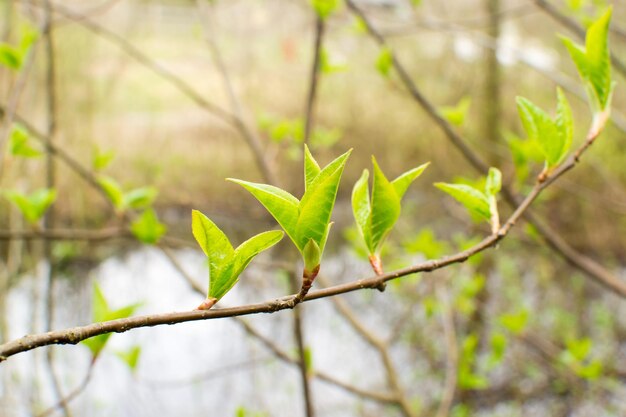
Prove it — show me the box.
[192,210,282,301]
[499,309,529,335]
[516,91,573,168]
[131,209,167,244]
[97,176,124,210]
[191,209,234,284]
[485,167,502,197]
[5,188,57,224]
[439,97,471,127]
[554,88,573,162]
[375,47,393,77]
[296,149,351,252]
[115,346,141,372]
[303,239,321,272]
[434,182,491,221]
[391,162,429,199]
[82,282,140,357]
[561,7,613,112]
[311,0,340,20]
[230,148,350,270]
[92,147,115,171]
[123,187,158,210]
[370,157,401,251]
[9,124,41,158]
[0,44,22,70]
[304,144,321,191]
[226,180,300,246]
[352,160,428,257]
[352,169,373,252]
[210,230,284,300]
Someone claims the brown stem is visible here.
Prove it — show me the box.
[303,16,325,146]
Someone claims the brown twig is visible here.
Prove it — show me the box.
[303,16,325,146]
[195,0,278,185]
[36,359,96,417]
[0,227,128,241]
[435,284,458,417]
[345,0,626,299]
[159,245,396,404]
[322,278,416,417]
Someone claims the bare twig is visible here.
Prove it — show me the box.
[303,16,325,146]
[0,227,128,241]
[435,284,458,417]
[195,0,279,185]
[36,359,96,417]
[345,0,626,299]
[159,245,396,404]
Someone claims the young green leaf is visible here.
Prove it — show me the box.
[131,209,167,244]
[485,167,502,197]
[311,0,340,20]
[97,176,157,212]
[123,187,158,210]
[82,282,140,357]
[352,159,429,263]
[0,44,22,70]
[191,210,283,304]
[561,7,613,115]
[97,176,124,210]
[439,96,471,127]
[352,169,373,252]
[9,125,41,158]
[376,47,393,77]
[115,346,142,372]
[229,147,351,264]
[93,147,115,171]
[5,188,57,224]
[516,89,573,169]
[434,182,491,221]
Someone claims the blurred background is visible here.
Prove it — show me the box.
[0,0,625,416]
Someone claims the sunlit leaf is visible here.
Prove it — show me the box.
[97,176,124,210]
[115,345,141,372]
[376,47,393,77]
[434,182,491,221]
[131,209,167,245]
[9,124,41,158]
[123,187,158,210]
[561,7,613,113]
[5,188,56,224]
[439,97,471,127]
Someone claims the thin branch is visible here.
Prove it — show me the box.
[290,263,316,417]
[435,284,457,417]
[159,245,396,404]
[303,16,325,146]
[35,359,96,417]
[345,0,626,299]
[40,1,70,415]
[318,276,416,417]
[195,0,278,185]
[0,228,128,241]
[0,108,619,361]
